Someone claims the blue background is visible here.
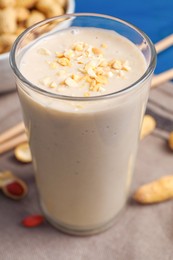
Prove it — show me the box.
[75,0,173,74]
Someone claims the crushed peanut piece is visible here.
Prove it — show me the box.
[107,71,114,78]
[122,61,131,71]
[38,47,51,56]
[116,70,125,78]
[58,57,71,66]
[47,61,58,69]
[100,86,106,92]
[101,43,107,48]
[73,42,85,52]
[40,77,51,86]
[56,52,64,58]
[87,67,97,78]
[57,70,66,76]
[92,47,102,55]
[64,49,74,59]
[112,60,123,70]
[100,60,108,67]
[168,132,173,150]
[65,77,78,87]
[71,74,81,81]
[95,75,108,84]
[40,40,132,96]
[49,81,57,88]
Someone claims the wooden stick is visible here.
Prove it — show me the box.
[0,122,25,144]
[155,34,173,54]
[151,69,173,88]
[0,132,28,155]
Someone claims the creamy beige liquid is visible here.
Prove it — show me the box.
[18,27,150,233]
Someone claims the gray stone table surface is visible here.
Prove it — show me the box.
[0,82,173,260]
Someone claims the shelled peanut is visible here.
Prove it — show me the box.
[0,170,28,199]
[168,131,173,150]
[133,175,173,204]
[0,0,67,54]
[140,115,156,139]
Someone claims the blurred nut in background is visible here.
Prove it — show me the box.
[16,0,38,9]
[0,7,17,34]
[168,132,173,150]
[0,0,15,8]
[0,33,17,53]
[0,0,70,54]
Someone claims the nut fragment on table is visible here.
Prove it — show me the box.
[2,178,28,199]
[133,175,173,204]
[0,170,28,200]
[0,0,68,54]
[14,142,32,163]
[0,170,14,188]
[140,115,156,139]
[168,131,173,150]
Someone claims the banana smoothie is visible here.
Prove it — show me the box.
[13,23,154,234]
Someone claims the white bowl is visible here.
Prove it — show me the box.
[0,0,75,93]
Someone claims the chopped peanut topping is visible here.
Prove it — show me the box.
[107,71,114,78]
[95,75,108,84]
[122,61,131,71]
[101,43,107,48]
[65,77,78,87]
[47,61,58,69]
[56,52,64,58]
[73,42,85,51]
[92,47,102,55]
[49,81,57,88]
[116,70,125,78]
[64,49,75,59]
[38,47,51,56]
[57,70,66,76]
[71,74,81,81]
[112,60,123,70]
[100,60,108,67]
[58,57,71,66]
[40,77,51,86]
[39,41,131,96]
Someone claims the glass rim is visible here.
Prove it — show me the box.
[10,13,156,102]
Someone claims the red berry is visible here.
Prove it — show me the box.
[22,215,45,228]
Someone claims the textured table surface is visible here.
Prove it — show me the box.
[0,82,173,260]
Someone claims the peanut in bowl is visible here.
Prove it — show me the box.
[0,0,75,93]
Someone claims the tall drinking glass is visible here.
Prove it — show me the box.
[10,14,156,235]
